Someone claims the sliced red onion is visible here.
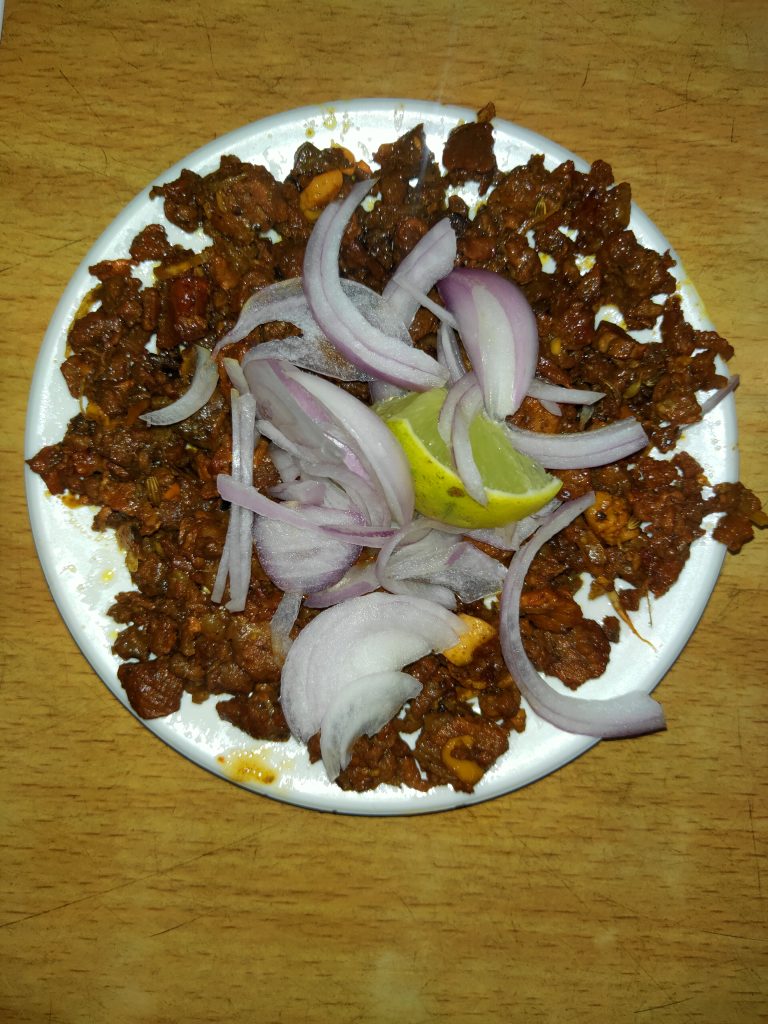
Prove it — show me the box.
[320,671,422,781]
[450,379,487,506]
[239,396,258,495]
[465,522,520,552]
[259,439,389,534]
[426,541,507,603]
[212,391,258,612]
[527,378,605,407]
[254,503,362,594]
[375,518,506,607]
[218,474,396,547]
[211,387,244,606]
[579,404,594,429]
[303,179,448,390]
[438,268,538,420]
[537,398,563,417]
[139,345,218,426]
[386,277,458,329]
[466,499,563,552]
[217,276,395,384]
[466,521,526,553]
[433,373,486,505]
[245,359,394,529]
[249,358,365,473]
[503,418,648,470]
[499,493,666,737]
[280,592,467,742]
[222,512,250,609]
[376,522,456,607]
[269,478,337,506]
[211,513,234,604]
[699,374,739,416]
[245,356,333,454]
[258,358,411,528]
[270,591,303,659]
[382,521,457,578]
[237,278,416,383]
[242,332,372,382]
[230,389,243,481]
[304,562,380,608]
[223,357,249,396]
[213,279,315,356]
[382,217,458,327]
[285,364,414,526]
[308,517,506,609]
[368,380,406,404]
[436,322,467,384]
[267,443,300,483]
[437,373,477,444]
[226,393,257,612]
[333,280,417,352]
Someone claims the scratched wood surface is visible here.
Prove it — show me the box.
[1,1,766,1021]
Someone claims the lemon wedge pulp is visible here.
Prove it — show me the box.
[376,388,562,529]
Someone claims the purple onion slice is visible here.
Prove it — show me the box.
[503,418,648,470]
[699,374,739,416]
[438,267,538,420]
[253,504,362,595]
[320,671,422,781]
[280,592,467,742]
[499,493,666,738]
[303,179,448,390]
[139,345,218,426]
[382,217,457,327]
[527,378,605,407]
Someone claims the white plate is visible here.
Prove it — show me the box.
[24,99,738,815]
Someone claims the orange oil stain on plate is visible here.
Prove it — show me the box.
[60,493,89,509]
[216,749,278,786]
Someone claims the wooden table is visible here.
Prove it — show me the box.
[2,2,766,1021]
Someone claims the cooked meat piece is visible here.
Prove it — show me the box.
[118,658,184,719]
[217,685,291,741]
[415,712,509,792]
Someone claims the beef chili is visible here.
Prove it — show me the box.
[28,105,765,794]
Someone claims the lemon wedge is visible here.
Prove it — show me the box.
[376,388,562,529]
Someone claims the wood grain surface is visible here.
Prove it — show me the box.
[1,1,766,1021]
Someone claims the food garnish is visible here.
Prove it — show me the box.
[376,387,562,528]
